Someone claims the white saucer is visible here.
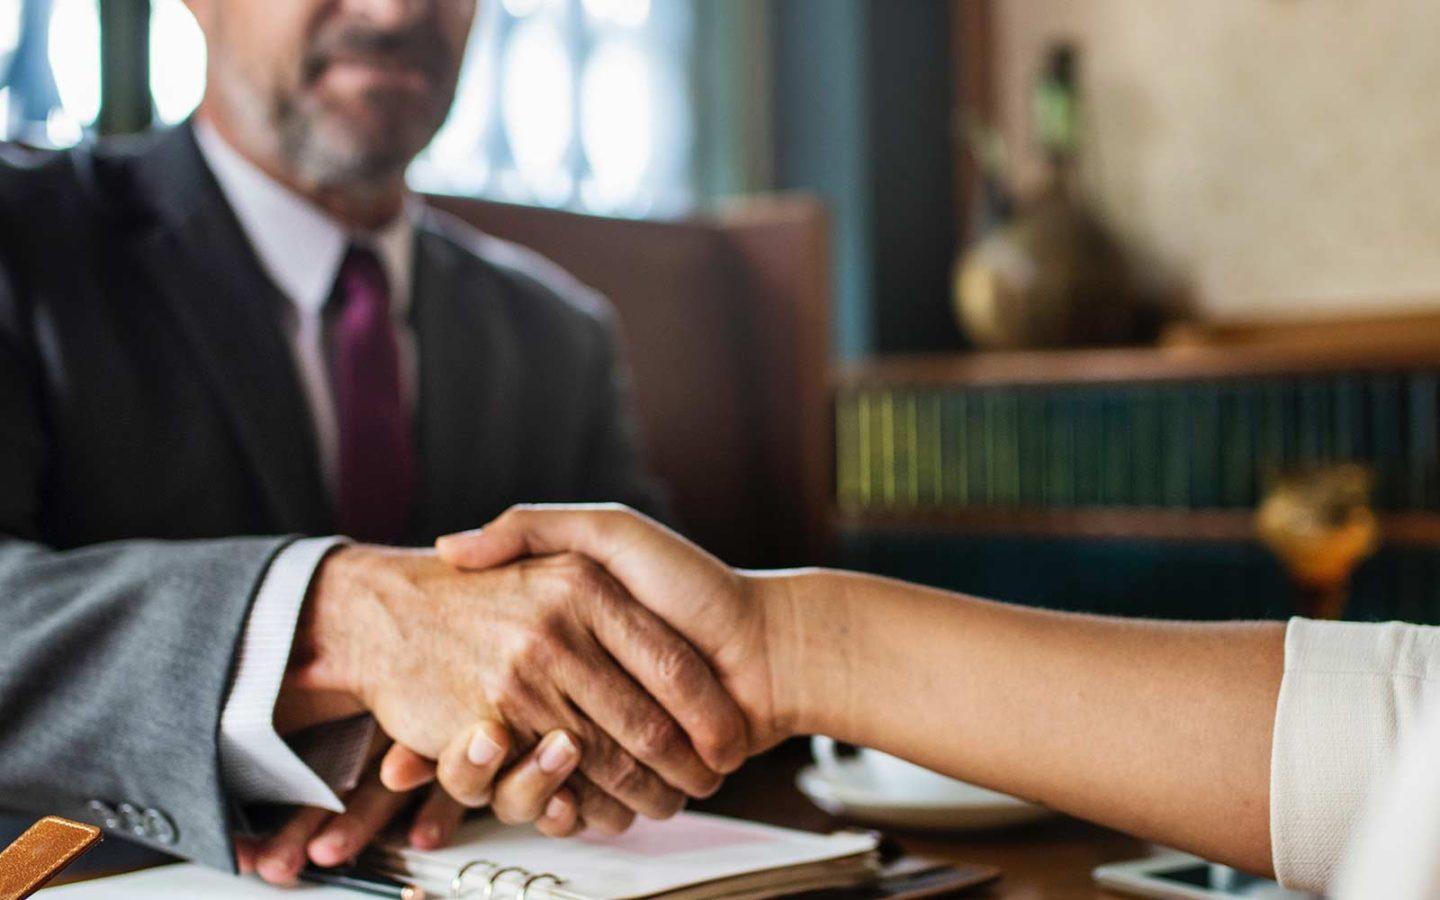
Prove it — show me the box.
[796,764,1053,831]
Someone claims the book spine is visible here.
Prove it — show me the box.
[837,369,1437,514]
[967,391,990,506]
[942,392,969,507]
[1045,390,1077,507]
[1130,387,1162,507]
[835,391,861,509]
[1160,385,1191,508]
[1102,388,1132,506]
[1018,390,1047,507]
[1370,374,1404,510]
[1412,373,1439,509]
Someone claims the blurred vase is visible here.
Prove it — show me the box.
[953,42,1140,350]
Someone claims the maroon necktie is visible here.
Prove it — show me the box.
[328,245,417,543]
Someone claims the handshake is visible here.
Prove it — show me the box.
[244,506,793,884]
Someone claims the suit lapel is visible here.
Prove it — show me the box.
[129,126,331,534]
[410,222,519,540]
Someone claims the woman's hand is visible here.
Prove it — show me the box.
[436,504,799,756]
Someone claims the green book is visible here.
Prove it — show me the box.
[884,391,910,509]
[1045,391,1077,507]
[1410,373,1439,509]
[1297,380,1330,466]
[1160,385,1192,508]
[1101,388,1132,506]
[1220,384,1258,508]
[1256,381,1289,494]
[1333,375,1365,461]
[1130,387,1162,506]
[921,391,944,509]
[898,391,921,509]
[1370,374,1403,509]
[1190,385,1221,509]
[1018,390,1047,507]
[864,391,887,508]
[989,390,1021,506]
[967,390,990,506]
[834,391,861,508]
[1073,389,1104,506]
[942,392,970,507]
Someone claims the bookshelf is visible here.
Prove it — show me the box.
[834,332,1440,549]
[838,509,1440,547]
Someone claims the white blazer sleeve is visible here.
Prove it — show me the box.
[1270,617,1440,892]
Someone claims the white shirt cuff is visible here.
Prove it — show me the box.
[1270,617,1440,892]
[220,535,355,811]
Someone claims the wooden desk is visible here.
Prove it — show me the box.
[53,744,1155,898]
[696,744,1156,899]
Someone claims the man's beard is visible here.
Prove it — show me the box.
[235,17,458,192]
[273,86,444,191]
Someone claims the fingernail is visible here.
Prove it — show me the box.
[538,733,578,774]
[309,832,348,866]
[412,823,443,848]
[468,728,503,766]
[544,796,569,821]
[258,847,300,883]
[437,529,482,551]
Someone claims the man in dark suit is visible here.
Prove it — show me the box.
[0,0,745,885]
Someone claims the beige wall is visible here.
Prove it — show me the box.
[991,0,1440,322]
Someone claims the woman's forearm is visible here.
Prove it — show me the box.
[766,569,1285,876]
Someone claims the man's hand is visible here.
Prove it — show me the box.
[435,506,798,758]
[279,545,749,825]
[238,722,589,886]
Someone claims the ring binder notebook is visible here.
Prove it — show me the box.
[37,811,888,900]
[361,812,881,900]
[454,864,566,900]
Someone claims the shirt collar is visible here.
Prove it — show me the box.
[192,120,414,320]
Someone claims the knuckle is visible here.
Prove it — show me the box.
[553,554,603,594]
[654,644,703,689]
[633,714,685,763]
[493,667,533,710]
[613,756,657,800]
[697,716,744,764]
[595,748,645,796]
[516,628,561,670]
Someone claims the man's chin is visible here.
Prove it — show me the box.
[295,108,441,180]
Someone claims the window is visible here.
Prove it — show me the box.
[1,0,100,147]
[4,0,698,219]
[149,0,205,127]
[409,0,697,217]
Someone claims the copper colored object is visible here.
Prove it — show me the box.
[0,816,102,900]
[1257,464,1379,621]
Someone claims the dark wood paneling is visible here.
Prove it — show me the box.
[424,194,831,567]
[838,339,1440,389]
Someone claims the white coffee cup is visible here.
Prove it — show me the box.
[811,736,979,804]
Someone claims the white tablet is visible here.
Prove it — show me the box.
[1092,853,1318,899]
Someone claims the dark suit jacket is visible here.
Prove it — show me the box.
[0,125,663,868]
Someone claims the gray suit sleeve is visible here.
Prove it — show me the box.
[577,309,671,522]
[0,278,291,870]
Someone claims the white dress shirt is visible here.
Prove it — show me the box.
[1270,617,1440,892]
[1332,688,1440,898]
[195,121,417,812]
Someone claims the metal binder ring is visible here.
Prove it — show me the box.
[483,866,531,900]
[451,860,499,898]
[517,872,563,900]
